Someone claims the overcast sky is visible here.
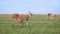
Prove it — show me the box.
[0,0,60,14]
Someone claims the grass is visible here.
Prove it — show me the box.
[0,14,60,34]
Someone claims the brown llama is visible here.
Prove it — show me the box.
[48,13,56,20]
[13,11,32,27]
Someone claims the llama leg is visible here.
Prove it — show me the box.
[13,20,18,27]
[26,18,29,27]
[13,19,16,23]
[25,21,29,27]
[18,19,23,27]
[50,17,52,20]
[13,19,16,27]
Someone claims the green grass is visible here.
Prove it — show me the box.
[0,14,60,34]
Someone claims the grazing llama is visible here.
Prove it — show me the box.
[13,11,32,27]
[48,13,56,20]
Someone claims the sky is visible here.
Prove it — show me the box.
[0,0,60,14]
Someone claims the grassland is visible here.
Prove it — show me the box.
[0,14,60,34]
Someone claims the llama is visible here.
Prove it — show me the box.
[13,11,32,27]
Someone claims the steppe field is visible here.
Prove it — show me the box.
[0,14,60,34]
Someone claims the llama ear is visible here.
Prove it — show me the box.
[29,11,31,13]
[29,10,32,14]
[29,11,33,16]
